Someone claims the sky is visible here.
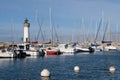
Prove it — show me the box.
[0,0,120,43]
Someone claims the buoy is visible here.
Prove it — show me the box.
[40,69,50,77]
[109,66,116,73]
[74,66,80,72]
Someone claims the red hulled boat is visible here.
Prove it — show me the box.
[44,49,58,56]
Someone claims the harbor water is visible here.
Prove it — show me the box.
[0,51,120,80]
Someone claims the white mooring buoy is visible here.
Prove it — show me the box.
[40,69,50,77]
[109,66,116,73]
[74,66,80,72]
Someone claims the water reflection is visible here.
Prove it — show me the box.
[0,58,14,68]
[41,77,50,80]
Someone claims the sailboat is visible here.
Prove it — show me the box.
[76,18,94,53]
[91,18,103,51]
[43,8,60,56]
[102,17,117,51]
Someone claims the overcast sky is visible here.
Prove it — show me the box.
[0,0,120,42]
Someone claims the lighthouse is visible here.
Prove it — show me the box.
[23,18,30,43]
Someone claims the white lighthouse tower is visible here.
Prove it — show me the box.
[23,19,30,43]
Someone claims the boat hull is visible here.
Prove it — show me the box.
[74,47,94,53]
[25,50,39,56]
[44,50,58,56]
[0,50,15,58]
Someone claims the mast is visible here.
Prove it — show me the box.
[116,24,118,42]
[81,18,85,43]
[49,8,53,46]
[35,10,45,43]
[107,17,111,41]
[10,19,14,43]
[102,17,111,43]
[94,18,102,43]
[54,24,59,43]
[37,16,44,42]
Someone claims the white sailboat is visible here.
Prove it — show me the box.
[102,17,117,51]
[91,18,103,51]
